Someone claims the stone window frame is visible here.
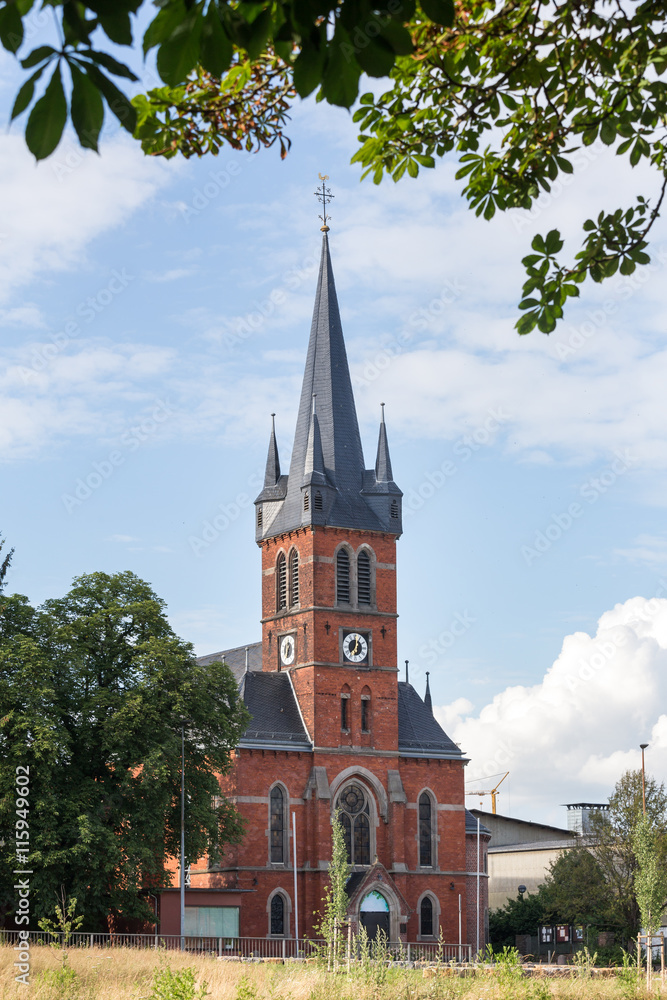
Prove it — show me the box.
[331,774,379,869]
[287,546,300,608]
[266,887,292,938]
[275,550,288,612]
[417,787,438,869]
[416,891,441,941]
[268,781,289,867]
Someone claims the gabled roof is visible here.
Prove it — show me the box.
[197,641,262,682]
[465,809,492,837]
[397,681,464,758]
[238,670,311,750]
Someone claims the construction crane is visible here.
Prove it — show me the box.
[465,771,509,814]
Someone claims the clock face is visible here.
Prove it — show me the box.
[343,631,369,663]
[280,634,296,666]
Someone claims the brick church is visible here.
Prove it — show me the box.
[160,212,490,949]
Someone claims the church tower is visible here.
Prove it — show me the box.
[175,190,490,952]
[254,225,403,750]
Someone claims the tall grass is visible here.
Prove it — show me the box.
[0,946,658,1000]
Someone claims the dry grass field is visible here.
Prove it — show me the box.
[0,946,663,1000]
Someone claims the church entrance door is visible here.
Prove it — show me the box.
[359,890,390,941]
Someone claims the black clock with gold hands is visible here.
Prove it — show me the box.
[342,631,369,663]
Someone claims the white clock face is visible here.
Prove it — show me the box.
[343,631,368,663]
[280,634,296,666]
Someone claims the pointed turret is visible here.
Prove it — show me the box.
[375,403,393,482]
[424,672,433,714]
[361,404,403,533]
[264,414,281,488]
[302,396,327,487]
[254,414,287,540]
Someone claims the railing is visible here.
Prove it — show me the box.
[0,930,472,963]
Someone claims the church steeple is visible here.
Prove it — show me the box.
[255,226,402,539]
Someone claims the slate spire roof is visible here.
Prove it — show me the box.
[255,232,403,538]
[375,403,393,482]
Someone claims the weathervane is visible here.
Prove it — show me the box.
[315,173,334,232]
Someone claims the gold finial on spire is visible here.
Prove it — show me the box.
[315,174,334,232]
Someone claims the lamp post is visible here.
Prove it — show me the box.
[640,743,649,815]
[181,724,185,952]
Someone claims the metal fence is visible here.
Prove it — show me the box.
[0,930,471,963]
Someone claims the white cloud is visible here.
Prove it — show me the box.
[614,535,667,567]
[144,268,197,283]
[0,134,173,302]
[0,305,45,328]
[435,596,667,826]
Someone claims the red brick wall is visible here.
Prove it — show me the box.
[465,829,490,955]
[179,748,473,945]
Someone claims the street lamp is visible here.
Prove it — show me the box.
[640,743,649,816]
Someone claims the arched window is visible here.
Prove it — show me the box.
[336,548,350,604]
[289,549,299,606]
[357,550,371,605]
[419,792,433,867]
[270,785,286,863]
[361,686,371,733]
[340,684,350,731]
[314,490,323,510]
[303,491,310,511]
[276,554,287,611]
[337,783,371,866]
[420,896,434,937]
[390,499,399,519]
[270,893,285,935]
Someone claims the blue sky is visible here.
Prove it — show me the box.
[2,37,667,824]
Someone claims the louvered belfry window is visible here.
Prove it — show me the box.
[336,548,350,603]
[277,554,287,610]
[419,792,433,867]
[391,499,399,519]
[314,491,323,510]
[270,894,285,935]
[357,550,371,604]
[421,896,434,937]
[289,549,299,606]
[270,786,285,863]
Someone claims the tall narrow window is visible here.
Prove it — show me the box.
[270,894,285,935]
[357,550,371,604]
[419,792,433,867]
[314,491,323,510]
[390,499,399,519]
[341,694,349,730]
[303,491,310,511]
[289,549,299,606]
[270,786,285,863]
[420,896,434,937]
[277,554,287,611]
[336,548,350,603]
[361,695,370,732]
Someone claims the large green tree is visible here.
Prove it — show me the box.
[0,571,249,930]
[539,847,617,930]
[588,769,667,940]
[3,0,667,332]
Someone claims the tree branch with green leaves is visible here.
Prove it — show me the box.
[3,0,667,333]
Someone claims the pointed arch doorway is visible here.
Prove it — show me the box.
[359,890,390,941]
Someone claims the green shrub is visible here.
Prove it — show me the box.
[148,965,210,1000]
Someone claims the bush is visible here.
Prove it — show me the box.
[148,966,210,1000]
